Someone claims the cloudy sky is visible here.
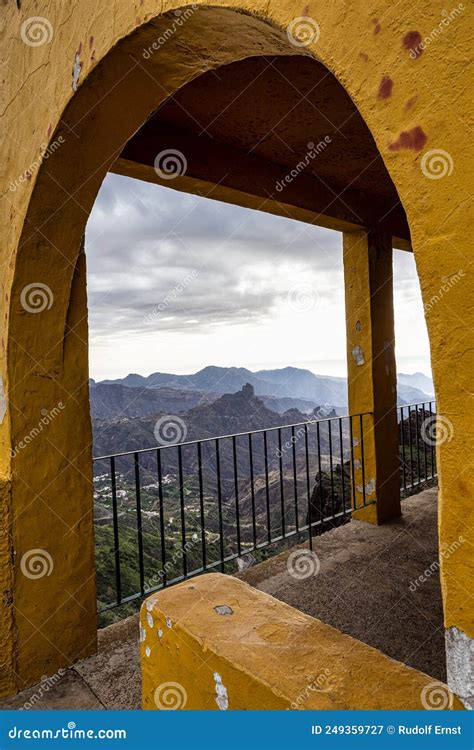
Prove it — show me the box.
[85,173,431,382]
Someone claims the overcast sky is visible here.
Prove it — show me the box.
[85,173,431,382]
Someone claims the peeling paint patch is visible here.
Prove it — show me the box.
[157,628,163,638]
[166,616,172,628]
[378,76,393,99]
[214,604,233,616]
[365,479,376,495]
[403,31,423,57]
[371,19,381,34]
[139,624,146,643]
[352,346,365,366]
[389,126,427,152]
[213,672,229,710]
[146,612,154,628]
[72,52,82,91]
[357,479,375,496]
[405,95,418,111]
[355,320,361,332]
[0,377,6,424]
[445,626,474,709]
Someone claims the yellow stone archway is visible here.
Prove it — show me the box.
[1,1,472,704]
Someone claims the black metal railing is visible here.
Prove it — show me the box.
[93,402,437,613]
[93,412,373,612]
[398,400,437,492]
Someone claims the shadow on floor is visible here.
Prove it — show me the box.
[0,487,443,709]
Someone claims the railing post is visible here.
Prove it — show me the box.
[343,229,401,524]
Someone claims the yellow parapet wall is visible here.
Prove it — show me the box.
[1,0,472,699]
[140,574,463,710]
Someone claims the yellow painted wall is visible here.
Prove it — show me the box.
[0,0,472,696]
[140,574,464,710]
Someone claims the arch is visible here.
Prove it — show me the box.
[1,1,472,701]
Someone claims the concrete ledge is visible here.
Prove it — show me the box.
[140,573,463,710]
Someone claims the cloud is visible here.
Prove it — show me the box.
[85,173,343,340]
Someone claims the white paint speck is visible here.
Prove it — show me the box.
[145,645,151,658]
[365,479,376,495]
[445,626,474,709]
[157,629,163,638]
[146,612,154,628]
[213,672,229,710]
[214,604,233,616]
[139,625,146,643]
[352,346,365,366]
[166,616,172,628]
[0,377,6,424]
[72,52,82,91]
[146,599,154,612]
[354,459,362,470]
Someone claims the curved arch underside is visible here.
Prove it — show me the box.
[1,1,472,700]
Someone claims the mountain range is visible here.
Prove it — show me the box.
[94,365,434,413]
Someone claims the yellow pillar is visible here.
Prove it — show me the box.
[343,230,401,524]
[1,244,97,698]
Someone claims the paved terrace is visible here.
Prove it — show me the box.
[1,488,443,710]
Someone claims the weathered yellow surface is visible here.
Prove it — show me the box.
[141,574,463,710]
[343,230,401,524]
[0,0,472,697]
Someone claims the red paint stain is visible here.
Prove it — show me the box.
[378,76,393,99]
[371,18,381,34]
[47,124,52,138]
[403,31,423,57]
[303,4,310,15]
[77,41,83,54]
[359,52,369,62]
[89,36,94,48]
[389,126,427,151]
[404,95,418,111]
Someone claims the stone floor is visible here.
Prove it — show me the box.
[0,487,443,709]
